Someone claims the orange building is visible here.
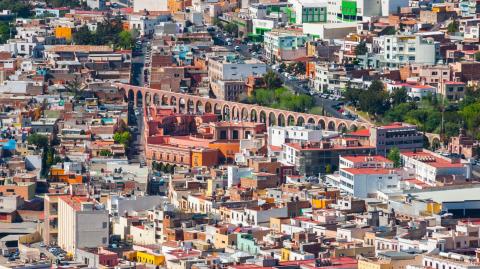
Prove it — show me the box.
[0,182,36,200]
[50,168,84,184]
[54,27,72,41]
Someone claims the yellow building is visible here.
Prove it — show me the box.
[55,27,72,41]
[135,251,165,266]
[280,248,291,262]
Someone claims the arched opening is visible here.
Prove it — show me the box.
[231,106,239,121]
[250,109,258,122]
[296,116,305,126]
[318,119,326,130]
[241,108,249,121]
[214,103,221,115]
[338,122,347,133]
[170,96,177,107]
[136,91,143,107]
[259,110,266,123]
[222,105,230,120]
[153,93,160,106]
[287,115,295,126]
[128,89,135,104]
[431,138,441,151]
[205,102,212,113]
[307,117,315,125]
[328,121,336,131]
[268,112,276,126]
[161,95,168,105]
[278,114,286,127]
[196,101,204,114]
[178,98,186,114]
[187,99,194,114]
[349,124,358,132]
[144,92,151,106]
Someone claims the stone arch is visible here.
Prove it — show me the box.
[187,99,194,114]
[307,117,315,125]
[259,110,266,123]
[328,121,336,131]
[349,124,358,132]
[318,119,326,130]
[338,122,347,133]
[153,93,160,106]
[277,113,286,127]
[144,91,151,106]
[196,100,204,114]
[170,96,177,106]
[431,138,441,151]
[205,102,212,113]
[268,112,276,126]
[241,107,249,121]
[222,104,230,120]
[231,106,239,120]
[136,91,143,107]
[250,109,258,122]
[162,95,169,106]
[178,97,186,114]
[287,115,295,126]
[119,88,128,102]
[214,103,222,115]
[296,116,305,126]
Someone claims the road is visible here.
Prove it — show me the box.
[128,39,148,165]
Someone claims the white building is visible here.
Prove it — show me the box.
[376,35,439,68]
[339,155,394,169]
[129,15,169,37]
[268,125,337,148]
[58,196,109,254]
[133,0,168,12]
[401,150,469,186]
[413,252,480,269]
[335,168,401,198]
[230,206,288,226]
[208,55,267,82]
[107,195,167,217]
[289,0,328,24]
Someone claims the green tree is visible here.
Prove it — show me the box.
[475,51,480,62]
[390,87,409,106]
[113,131,132,148]
[99,149,113,156]
[0,22,12,44]
[0,0,33,18]
[117,30,134,49]
[294,62,306,75]
[447,20,459,33]
[325,164,332,174]
[387,147,401,168]
[355,41,368,56]
[224,22,238,37]
[359,81,390,116]
[73,25,94,45]
[27,133,49,149]
[263,71,282,90]
[459,102,480,138]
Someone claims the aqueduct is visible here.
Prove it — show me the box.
[115,83,372,132]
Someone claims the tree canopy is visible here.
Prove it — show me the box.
[27,133,49,148]
[387,147,401,168]
[73,17,135,49]
[248,87,315,113]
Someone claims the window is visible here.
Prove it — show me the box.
[102,237,107,244]
[102,222,107,228]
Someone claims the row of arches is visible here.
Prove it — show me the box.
[124,88,363,132]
